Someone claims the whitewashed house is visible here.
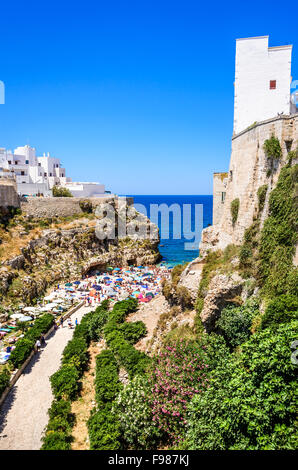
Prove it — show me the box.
[0,145,106,197]
[234,36,293,134]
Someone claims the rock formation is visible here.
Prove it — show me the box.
[0,201,160,304]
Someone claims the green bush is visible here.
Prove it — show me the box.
[216,299,259,349]
[176,285,193,309]
[9,338,34,368]
[88,308,109,341]
[62,337,89,373]
[88,408,121,450]
[261,294,298,330]
[48,399,73,422]
[72,312,93,343]
[105,330,150,379]
[87,349,122,450]
[94,350,121,405]
[52,185,73,197]
[9,314,54,369]
[239,244,253,266]
[258,165,298,297]
[79,200,93,213]
[185,321,298,450]
[25,314,55,342]
[263,135,282,160]
[50,365,80,400]
[257,184,268,213]
[231,198,240,225]
[119,321,147,344]
[41,431,72,450]
[0,369,10,396]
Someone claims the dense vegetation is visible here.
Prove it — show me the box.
[41,303,109,450]
[183,158,298,450]
[41,154,298,451]
[87,298,149,450]
[9,313,54,368]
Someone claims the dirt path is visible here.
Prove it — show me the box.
[71,339,105,450]
[0,305,93,450]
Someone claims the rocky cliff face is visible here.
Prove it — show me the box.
[177,117,298,333]
[200,114,298,255]
[0,204,160,304]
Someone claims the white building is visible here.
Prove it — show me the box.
[234,36,293,134]
[0,145,106,197]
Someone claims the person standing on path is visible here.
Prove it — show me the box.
[60,317,64,328]
[35,339,41,353]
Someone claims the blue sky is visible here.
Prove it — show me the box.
[0,1,297,194]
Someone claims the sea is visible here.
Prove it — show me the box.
[126,195,213,267]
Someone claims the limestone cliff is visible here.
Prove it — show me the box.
[0,199,160,306]
[200,113,298,255]
[178,114,298,333]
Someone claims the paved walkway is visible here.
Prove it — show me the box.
[0,305,92,450]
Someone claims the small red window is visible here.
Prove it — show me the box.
[270,80,276,90]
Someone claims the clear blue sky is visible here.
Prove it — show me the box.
[0,1,297,194]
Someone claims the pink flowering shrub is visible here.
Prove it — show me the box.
[148,340,209,445]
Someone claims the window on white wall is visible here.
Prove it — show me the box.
[270,80,277,90]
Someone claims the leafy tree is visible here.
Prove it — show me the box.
[216,299,259,349]
[185,321,298,450]
[52,185,73,197]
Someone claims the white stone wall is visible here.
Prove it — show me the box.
[234,36,292,134]
[200,114,298,254]
[17,182,52,196]
[63,182,106,197]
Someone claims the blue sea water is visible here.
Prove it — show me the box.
[127,195,213,267]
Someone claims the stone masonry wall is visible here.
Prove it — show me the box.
[20,196,134,218]
[213,172,228,225]
[0,178,20,208]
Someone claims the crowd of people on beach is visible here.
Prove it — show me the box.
[0,264,171,364]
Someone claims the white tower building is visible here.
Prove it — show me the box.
[233,36,292,134]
